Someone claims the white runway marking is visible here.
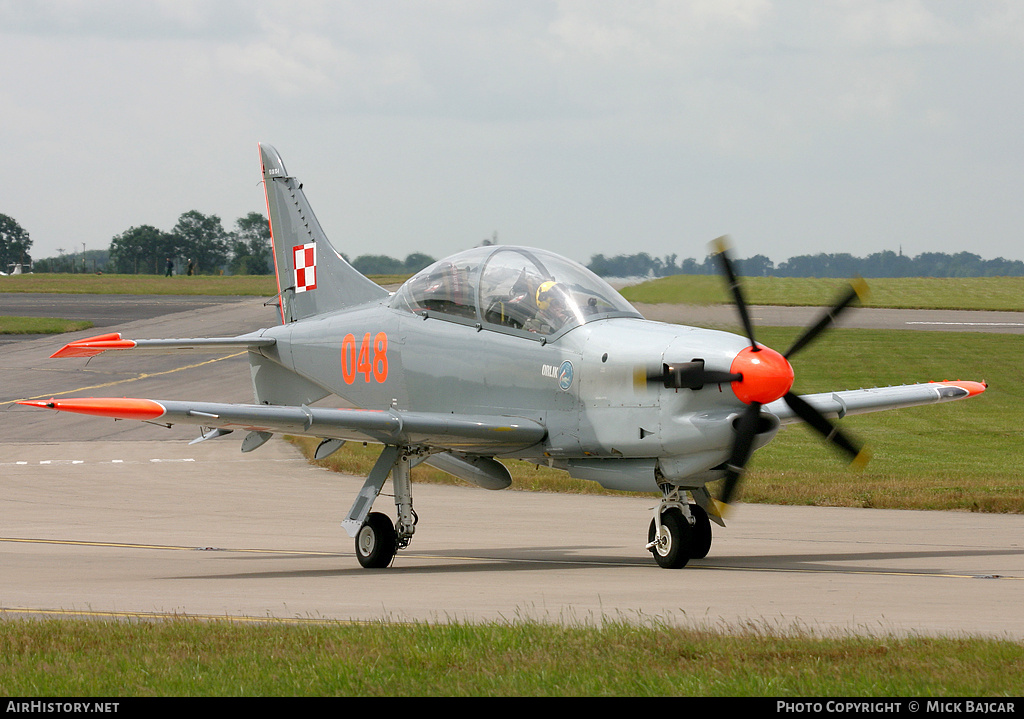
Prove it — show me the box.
[906,321,1024,327]
[3,457,303,467]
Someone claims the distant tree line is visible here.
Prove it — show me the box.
[0,213,33,271]
[26,210,273,276]
[346,252,436,276]
[8,202,1021,280]
[18,205,438,277]
[102,210,273,275]
[587,250,1024,278]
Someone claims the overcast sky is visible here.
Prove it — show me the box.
[3,0,1023,267]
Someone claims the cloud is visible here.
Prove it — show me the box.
[3,1,1024,264]
[0,0,262,40]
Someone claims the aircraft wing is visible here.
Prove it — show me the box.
[764,381,987,424]
[17,397,547,454]
[48,332,275,358]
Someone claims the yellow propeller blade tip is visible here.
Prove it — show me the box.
[710,235,732,255]
[709,499,731,519]
[851,276,870,302]
[851,447,872,470]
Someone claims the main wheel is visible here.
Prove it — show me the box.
[688,503,713,559]
[355,512,397,568]
[647,507,693,569]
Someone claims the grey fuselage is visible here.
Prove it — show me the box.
[252,298,769,493]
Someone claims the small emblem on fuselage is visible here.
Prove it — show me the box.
[541,361,574,391]
[557,360,574,391]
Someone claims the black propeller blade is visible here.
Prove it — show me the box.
[719,401,762,506]
[781,391,870,467]
[783,278,869,360]
[712,235,758,350]
[710,237,870,506]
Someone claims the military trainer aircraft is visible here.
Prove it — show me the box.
[21,144,987,569]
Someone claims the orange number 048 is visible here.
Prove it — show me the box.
[341,332,389,385]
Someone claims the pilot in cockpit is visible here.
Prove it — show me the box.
[533,280,572,332]
[486,273,575,334]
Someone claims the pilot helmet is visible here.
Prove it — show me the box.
[536,280,559,310]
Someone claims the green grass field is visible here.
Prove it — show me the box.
[0,273,403,296]
[0,316,94,334]
[741,327,1020,511]
[621,274,1024,311]
[6,272,1024,311]
[2,618,1021,696]
[0,273,279,296]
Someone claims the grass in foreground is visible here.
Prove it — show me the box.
[1,618,1021,696]
[0,316,94,334]
[292,327,1022,513]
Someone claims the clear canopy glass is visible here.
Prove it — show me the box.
[391,246,641,337]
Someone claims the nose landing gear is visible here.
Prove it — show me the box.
[646,488,713,569]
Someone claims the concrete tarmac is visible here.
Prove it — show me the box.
[3,438,1022,637]
[0,293,259,348]
[2,296,1021,637]
[0,293,255,328]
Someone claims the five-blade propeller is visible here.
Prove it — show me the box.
[711,236,871,505]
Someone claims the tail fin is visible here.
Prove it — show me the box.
[259,143,388,323]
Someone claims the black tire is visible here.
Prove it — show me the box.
[688,504,712,559]
[355,512,397,568]
[647,507,693,569]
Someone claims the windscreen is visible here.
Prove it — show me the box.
[392,246,641,337]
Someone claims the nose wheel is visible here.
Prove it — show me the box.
[646,490,714,568]
[647,507,693,568]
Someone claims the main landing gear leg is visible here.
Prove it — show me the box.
[341,446,418,569]
[391,452,417,552]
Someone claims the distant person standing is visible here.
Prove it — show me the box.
[165,258,173,277]
[187,259,195,276]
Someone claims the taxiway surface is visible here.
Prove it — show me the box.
[2,297,1021,638]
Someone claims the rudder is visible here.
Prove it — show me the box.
[259,143,388,323]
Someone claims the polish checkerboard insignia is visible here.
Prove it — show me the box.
[293,243,317,292]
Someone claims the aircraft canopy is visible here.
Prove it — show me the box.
[391,246,641,337]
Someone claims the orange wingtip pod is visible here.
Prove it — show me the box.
[50,333,137,358]
[17,397,166,420]
[931,380,988,397]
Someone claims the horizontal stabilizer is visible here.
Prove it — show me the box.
[50,332,276,358]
